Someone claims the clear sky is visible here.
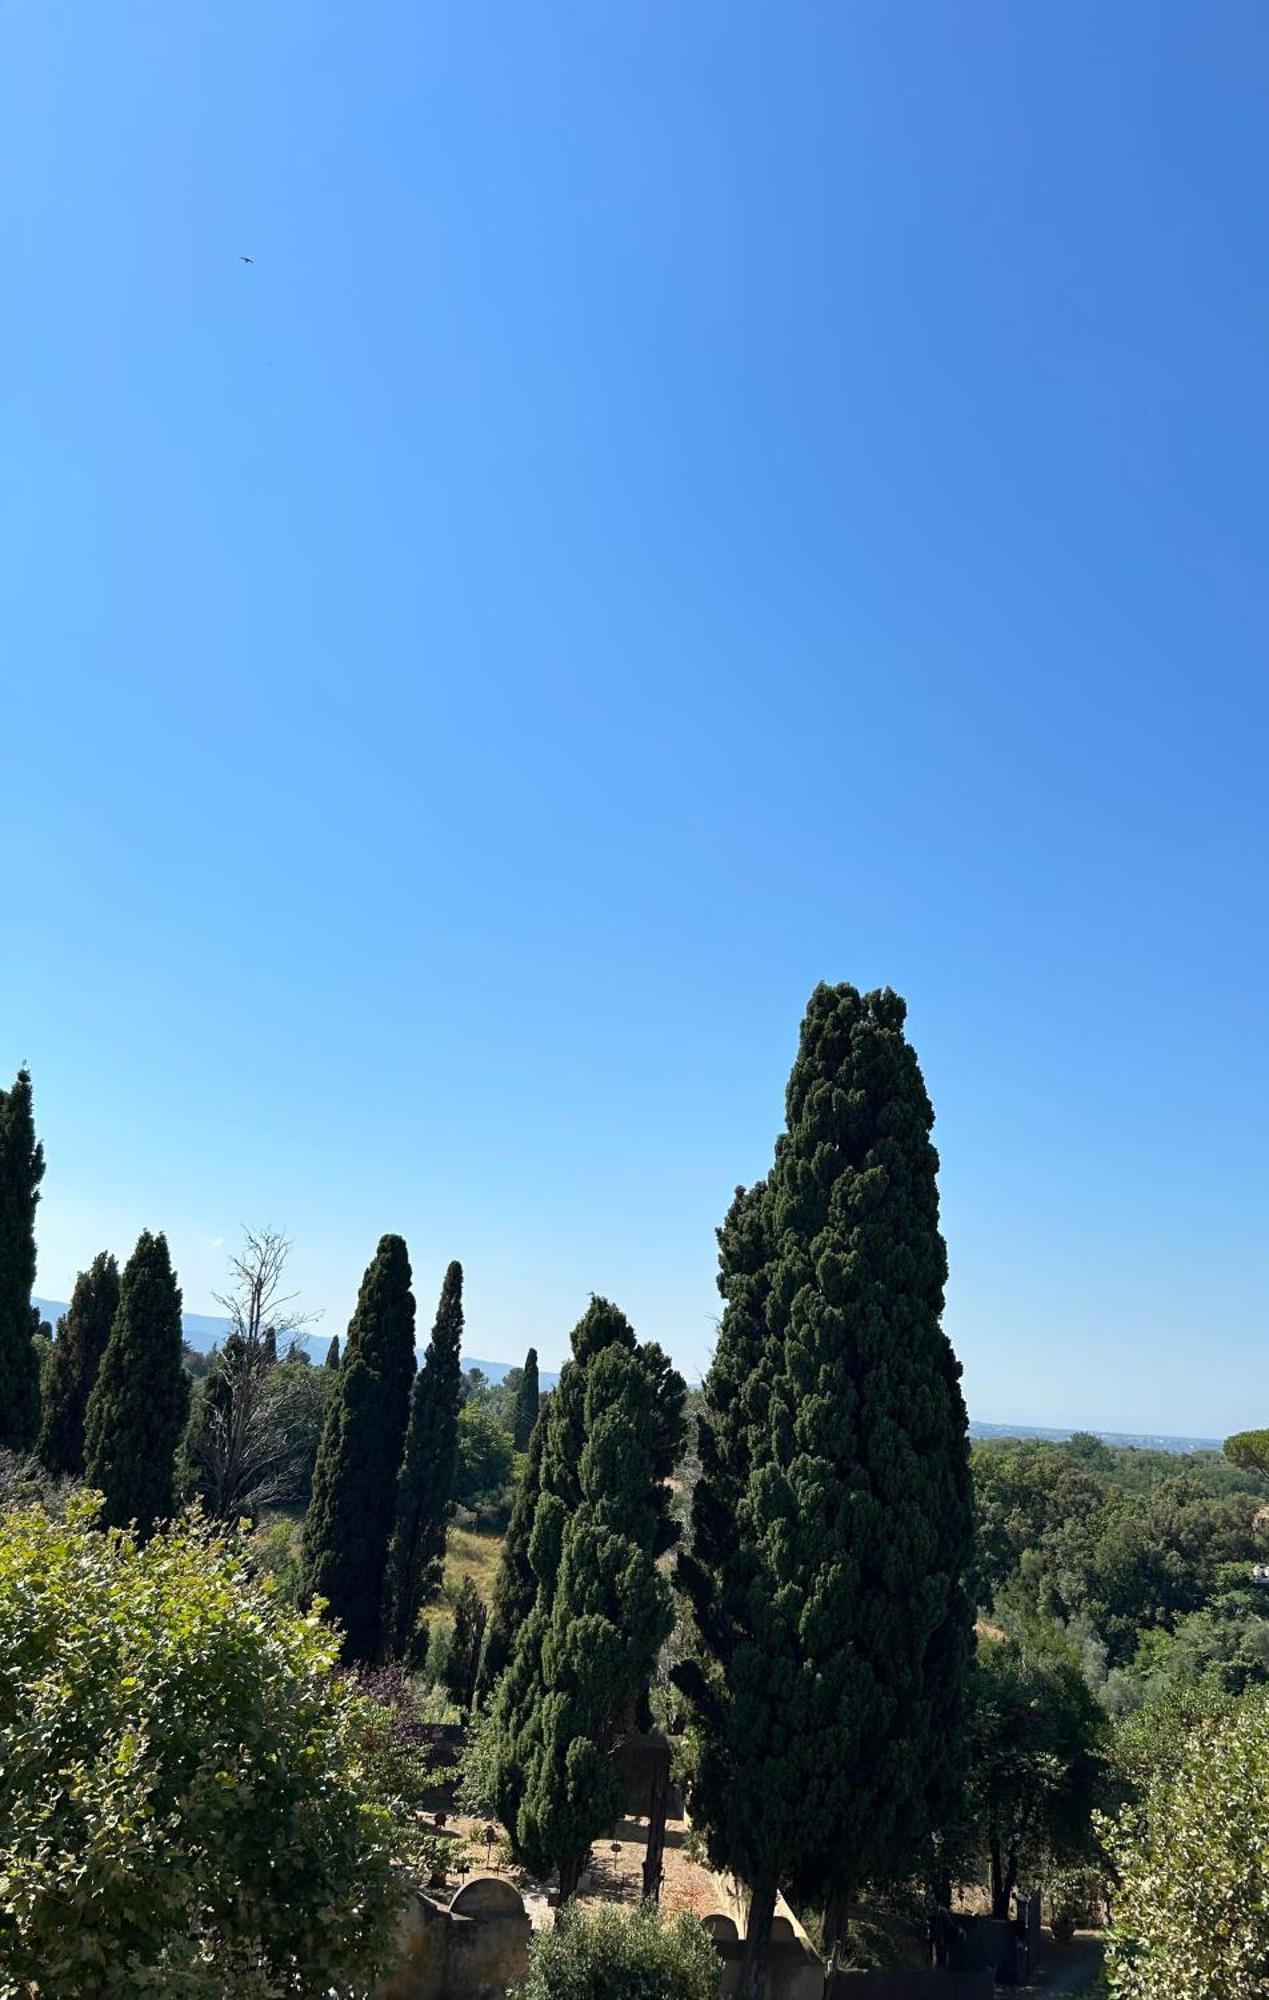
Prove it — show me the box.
[2,2,1265,1437]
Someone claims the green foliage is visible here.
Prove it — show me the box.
[37,1252,120,1477]
[514,1347,541,1450]
[443,1573,488,1712]
[676,984,975,1941]
[478,1415,545,1701]
[0,1069,45,1452]
[0,1495,401,1997]
[383,1260,464,1658]
[489,1297,685,1897]
[1224,1427,1269,1480]
[1104,1688,1269,1999]
[453,1399,517,1517]
[325,1334,340,1369]
[301,1234,416,1662]
[515,1900,720,2000]
[83,1231,190,1536]
[965,1632,1107,1917]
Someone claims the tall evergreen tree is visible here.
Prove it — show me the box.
[513,1346,540,1450]
[675,985,975,1993]
[37,1252,120,1477]
[489,1298,685,1900]
[477,1413,545,1703]
[300,1235,416,1662]
[444,1574,489,1713]
[325,1334,341,1369]
[383,1260,464,1658]
[0,1069,45,1452]
[83,1231,189,1535]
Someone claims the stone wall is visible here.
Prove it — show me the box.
[376,1875,532,2000]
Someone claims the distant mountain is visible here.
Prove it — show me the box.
[967,1419,1222,1455]
[33,1299,559,1387]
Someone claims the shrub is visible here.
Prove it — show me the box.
[0,1495,402,1996]
[516,1901,720,2000]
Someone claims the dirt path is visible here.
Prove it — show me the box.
[1025,1933,1104,1994]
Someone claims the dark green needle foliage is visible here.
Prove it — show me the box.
[489,1297,686,1900]
[444,1575,489,1713]
[675,984,975,1975]
[383,1259,465,1659]
[301,1234,416,1662]
[325,1334,341,1370]
[0,1069,45,1452]
[478,1413,545,1703]
[38,1253,120,1477]
[513,1346,541,1450]
[83,1231,189,1535]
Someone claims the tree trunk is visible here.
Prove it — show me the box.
[557,1850,587,1905]
[990,1837,1006,1921]
[823,1888,851,1963]
[738,1878,778,2000]
[642,1751,670,1902]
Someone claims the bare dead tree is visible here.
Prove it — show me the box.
[214,1226,315,1362]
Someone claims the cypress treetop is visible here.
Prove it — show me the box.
[300,1234,416,1662]
[513,1347,540,1451]
[38,1252,120,1477]
[0,1069,45,1452]
[383,1259,465,1659]
[325,1335,341,1369]
[676,985,974,1977]
[83,1231,189,1535]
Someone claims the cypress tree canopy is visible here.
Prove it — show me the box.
[83,1231,189,1535]
[300,1234,416,1662]
[38,1252,120,1478]
[0,1069,45,1453]
[513,1347,540,1451]
[489,1297,685,1899]
[478,1412,545,1703]
[383,1259,465,1659]
[676,984,974,1966]
[325,1335,341,1370]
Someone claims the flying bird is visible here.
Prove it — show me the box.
[239,254,253,265]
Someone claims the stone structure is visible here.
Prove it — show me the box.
[376,1875,532,2000]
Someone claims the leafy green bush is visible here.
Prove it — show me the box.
[1104,1687,1269,1999]
[0,1495,402,1996]
[516,1901,720,2000]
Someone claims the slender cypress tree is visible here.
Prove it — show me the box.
[675,986,975,1992]
[83,1231,189,1535]
[300,1235,416,1662]
[513,1346,540,1450]
[444,1575,489,1713]
[489,1298,685,1900]
[37,1252,120,1477]
[0,1069,45,1452]
[383,1260,464,1658]
[325,1334,341,1369]
[477,1412,545,1703]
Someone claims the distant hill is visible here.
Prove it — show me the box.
[33,1299,559,1388]
[967,1418,1222,1455]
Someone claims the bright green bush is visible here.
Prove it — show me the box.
[516,1901,720,2000]
[1104,1687,1269,1999]
[0,1495,402,1997]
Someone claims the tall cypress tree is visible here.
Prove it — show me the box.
[489,1298,685,1900]
[675,985,975,1991]
[478,1413,546,1703]
[0,1069,45,1452]
[300,1234,416,1662]
[83,1231,189,1535]
[513,1346,540,1450]
[38,1252,120,1477]
[383,1260,465,1658]
[325,1334,341,1369]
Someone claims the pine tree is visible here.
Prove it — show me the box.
[37,1252,120,1477]
[83,1231,189,1535]
[444,1575,489,1713]
[675,985,975,1992]
[477,1413,545,1703]
[383,1261,464,1659]
[513,1346,540,1450]
[489,1298,685,1900]
[0,1069,45,1452]
[325,1335,340,1369]
[300,1235,416,1662]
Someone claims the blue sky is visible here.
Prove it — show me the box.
[2,2,1266,1436]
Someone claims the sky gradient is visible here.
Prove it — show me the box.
[2,2,1266,1435]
